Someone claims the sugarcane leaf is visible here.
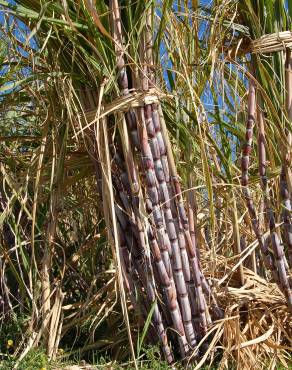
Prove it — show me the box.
[137,299,157,357]
[83,0,111,39]
[166,69,175,91]
[0,0,88,29]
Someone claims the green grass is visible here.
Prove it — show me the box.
[1,346,290,370]
[0,315,290,369]
[0,349,49,370]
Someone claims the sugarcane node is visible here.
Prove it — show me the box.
[244,144,252,155]
[142,156,154,170]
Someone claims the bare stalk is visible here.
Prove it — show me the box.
[241,73,278,282]
[257,98,292,309]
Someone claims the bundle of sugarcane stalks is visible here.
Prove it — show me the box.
[240,62,292,310]
[83,0,223,363]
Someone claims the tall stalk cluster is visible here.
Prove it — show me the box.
[241,63,292,311]
[90,0,221,362]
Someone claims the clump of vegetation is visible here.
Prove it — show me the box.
[0,348,49,370]
[0,0,292,370]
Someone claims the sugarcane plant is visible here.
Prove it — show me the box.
[236,1,292,311]
[1,0,292,368]
[91,0,222,362]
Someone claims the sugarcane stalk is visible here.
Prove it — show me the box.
[118,222,157,338]
[116,187,160,325]
[84,58,172,361]
[187,173,199,260]
[282,50,292,268]
[141,10,204,345]
[241,72,278,282]
[142,104,198,346]
[257,96,292,309]
[284,49,292,195]
[109,0,199,356]
[113,126,178,359]
[185,166,222,319]
[136,106,191,354]
[280,168,292,267]
[142,9,213,336]
[166,148,205,330]
[107,0,224,358]
[123,195,175,361]
[109,1,179,357]
[157,105,210,335]
[232,193,245,286]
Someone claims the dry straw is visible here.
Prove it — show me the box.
[227,31,292,58]
[251,31,292,54]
